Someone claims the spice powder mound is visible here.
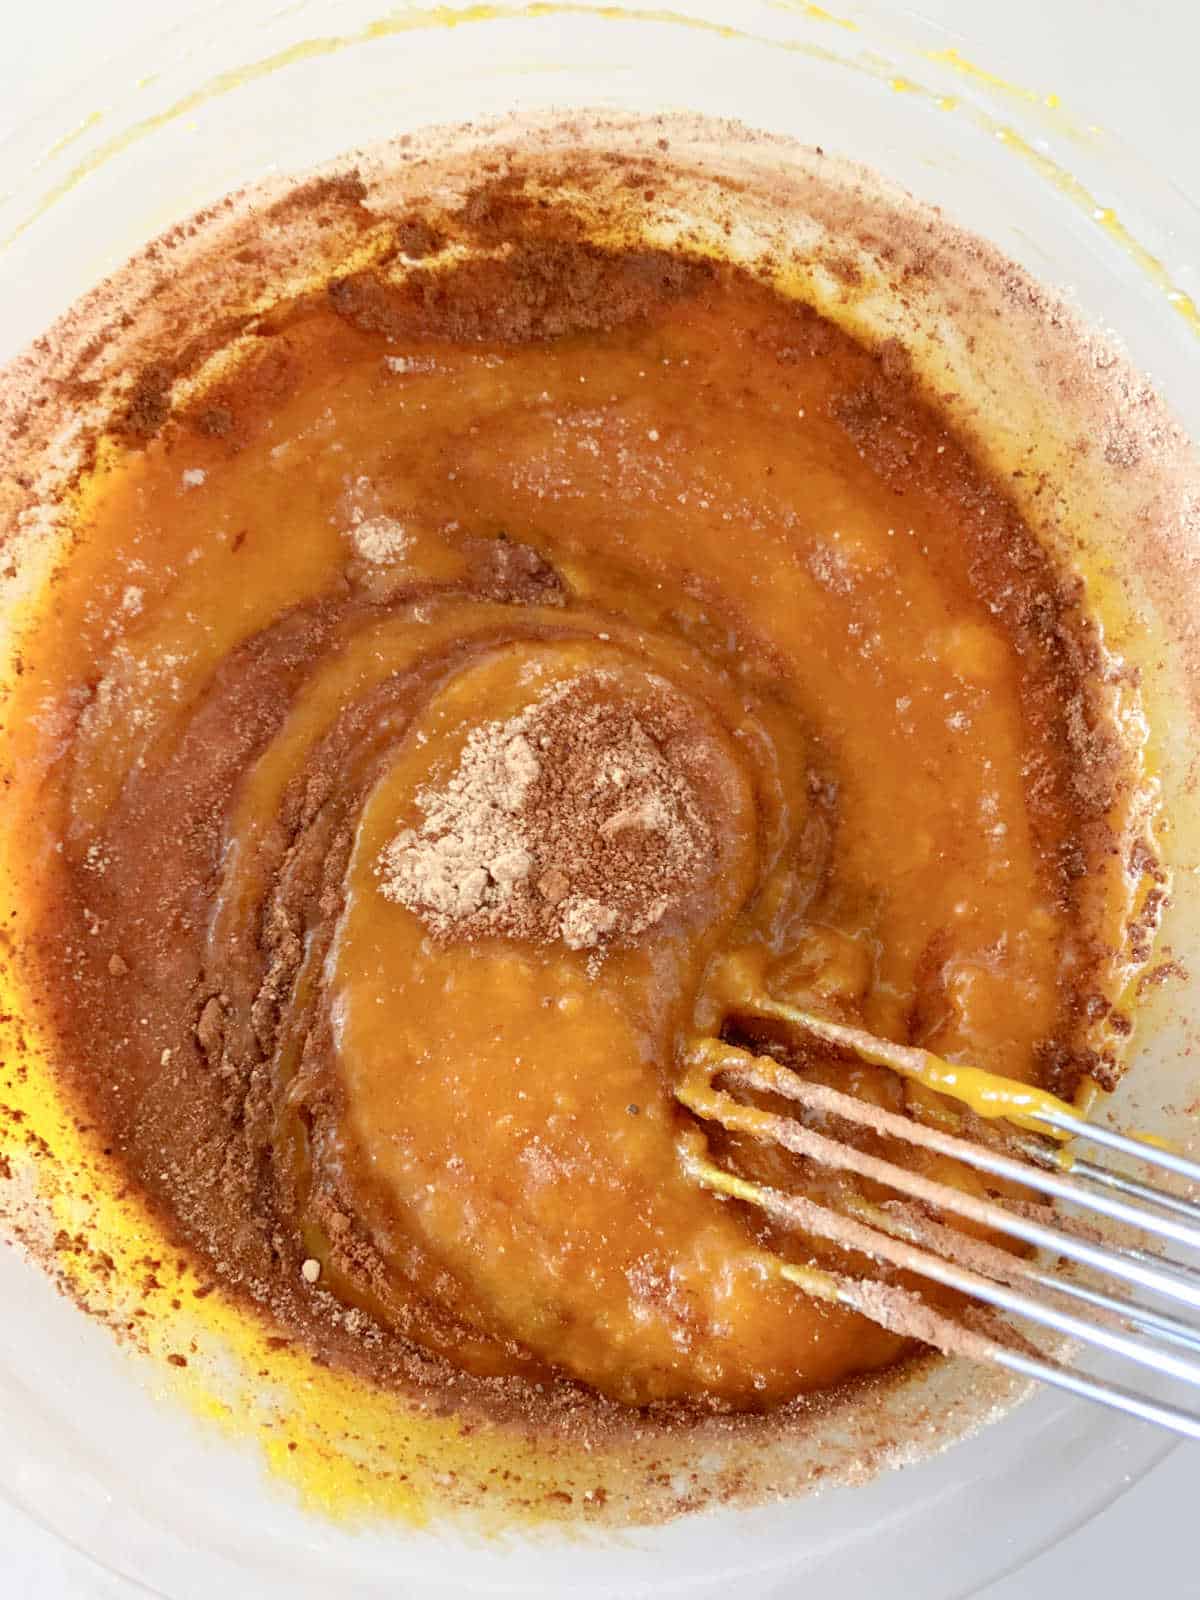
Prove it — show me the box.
[378,672,713,950]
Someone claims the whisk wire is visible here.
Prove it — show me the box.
[678,1024,1200,1443]
[681,1046,1200,1315]
[1063,1159,1200,1226]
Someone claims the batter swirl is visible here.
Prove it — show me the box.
[5,177,1155,1421]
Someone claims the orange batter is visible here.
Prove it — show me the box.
[3,191,1154,1417]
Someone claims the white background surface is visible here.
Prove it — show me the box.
[1,1,1196,1593]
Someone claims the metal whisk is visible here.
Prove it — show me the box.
[677,1006,1200,1441]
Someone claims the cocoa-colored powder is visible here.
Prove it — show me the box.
[378,672,712,949]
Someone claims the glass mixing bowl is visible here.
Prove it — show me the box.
[1,4,1197,1595]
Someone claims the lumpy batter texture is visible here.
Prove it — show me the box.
[6,184,1150,1417]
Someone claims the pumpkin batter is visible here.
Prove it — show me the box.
[3,175,1156,1419]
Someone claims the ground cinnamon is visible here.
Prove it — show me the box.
[378,672,712,949]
